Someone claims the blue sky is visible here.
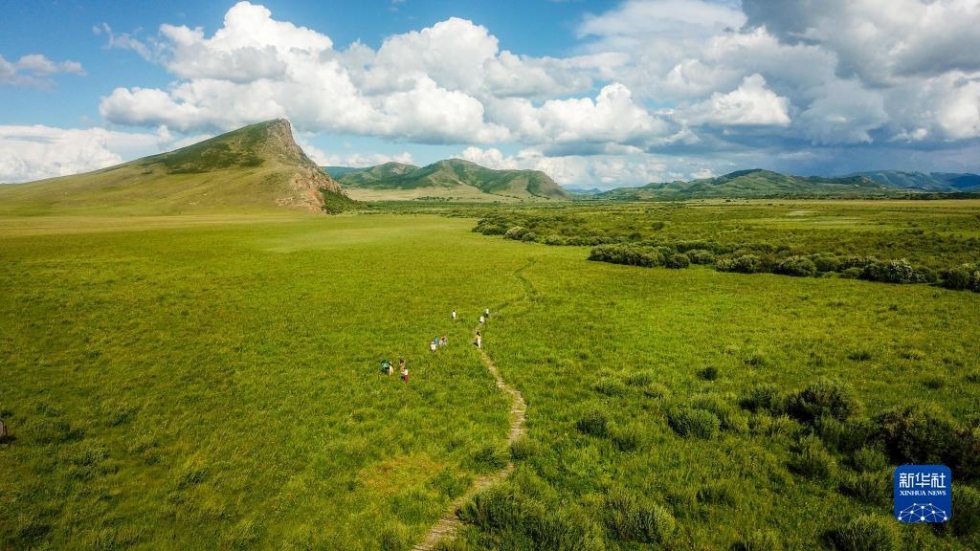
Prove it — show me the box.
[1,0,979,187]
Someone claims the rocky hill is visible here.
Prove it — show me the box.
[0,119,352,214]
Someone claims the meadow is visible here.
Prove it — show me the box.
[1,200,979,550]
[1,214,526,550]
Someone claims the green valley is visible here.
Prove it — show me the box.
[1,123,978,551]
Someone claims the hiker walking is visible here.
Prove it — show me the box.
[484,308,490,319]
[452,309,457,321]
[381,359,392,375]
[399,358,408,382]
[479,315,485,324]
[475,331,482,349]
[431,336,438,352]
[440,335,448,347]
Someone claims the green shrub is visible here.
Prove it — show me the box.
[690,394,748,433]
[941,267,973,290]
[840,267,864,279]
[950,484,980,537]
[696,366,719,381]
[588,245,664,268]
[624,371,654,387]
[577,410,609,438]
[428,468,470,499]
[849,446,890,473]
[459,484,522,531]
[474,222,507,235]
[839,256,879,270]
[696,480,736,506]
[667,407,720,439]
[787,379,859,423]
[847,349,873,361]
[687,249,716,265]
[838,471,888,505]
[593,376,627,397]
[603,490,675,545]
[665,253,691,269]
[860,259,929,284]
[827,514,899,551]
[789,435,837,482]
[379,523,409,551]
[716,254,763,274]
[643,383,670,399]
[734,529,784,551]
[739,383,785,414]
[874,402,980,481]
[814,415,846,450]
[776,256,817,277]
[510,437,541,461]
[504,226,528,240]
[610,423,645,452]
[460,481,605,551]
[469,444,508,473]
[810,253,841,273]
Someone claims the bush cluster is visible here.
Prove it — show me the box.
[667,406,720,439]
[478,215,980,291]
[603,489,676,545]
[588,245,664,268]
[827,514,899,551]
[786,379,860,423]
[460,476,605,551]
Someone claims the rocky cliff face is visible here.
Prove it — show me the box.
[263,119,345,210]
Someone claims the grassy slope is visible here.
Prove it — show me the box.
[0,120,343,216]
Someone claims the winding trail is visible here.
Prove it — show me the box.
[411,262,533,551]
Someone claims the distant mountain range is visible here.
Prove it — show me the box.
[324,160,568,202]
[2,118,977,214]
[592,169,980,200]
[0,119,350,214]
[850,171,980,192]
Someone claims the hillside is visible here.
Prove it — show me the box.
[0,119,351,215]
[596,169,898,200]
[332,159,568,202]
[851,170,980,192]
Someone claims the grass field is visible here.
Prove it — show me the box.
[1,214,528,550]
[2,202,979,550]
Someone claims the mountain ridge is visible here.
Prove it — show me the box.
[328,159,568,202]
[595,169,902,200]
[849,170,980,192]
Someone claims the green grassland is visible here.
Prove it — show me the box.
[1,214,526,550]
[2,201,979,550]
[474,200,980,274]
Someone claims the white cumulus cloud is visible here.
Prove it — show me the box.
[0,126,165,183]
[0,54,84,87]
[683,74,791,127]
